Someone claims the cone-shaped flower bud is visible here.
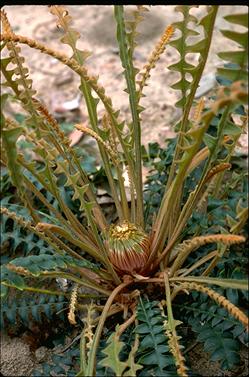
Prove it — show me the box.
[107,221,150,274]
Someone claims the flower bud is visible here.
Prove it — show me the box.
[107,221,150,274]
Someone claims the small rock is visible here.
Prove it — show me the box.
[35,346,49,362]
[55,71,74,87]
[195,72,216,98]
[97,188,108,196]
[0,334,35,376]
[69,129,84,147]
[97,195,114,204]
[58,94,81,112]
[56,277,69,292]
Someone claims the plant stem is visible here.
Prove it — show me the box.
[116,312,136,337]
[40,271,112,296]
[179,250,217,277]
[1,282,102,299]
[169,276,248,290]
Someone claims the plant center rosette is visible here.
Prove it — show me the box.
[107,221,150,275]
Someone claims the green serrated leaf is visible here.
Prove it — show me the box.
[99,325,128,375]
[72,49,92,63]
[203,133,217,150]
[218,50,247,66]
[8,254,70,276]
[222,121,241,136]
[216,67,247,82]
[220,30,247,49]
[135,298,175,375]
[2,127,23,188]
[224,13,248,27]
[1,266,26,290]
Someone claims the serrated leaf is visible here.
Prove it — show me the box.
[138,351,172,368]
[210,338,239,369]
[169,5,217,118]
[226,288,239,305]
[99,325,128,376]
[222,121,241,136]
[218,50,247,66]
[61,30,80,46]
[217,12,248,85]
[216,67,247,82]
[139,333,167,351]
[224,13,248,27]
[7,254,71,276]
[135,298,175,375]
[1,127,23,188]
[72,49,92,63]
[220,30,247,49]
[1,265,26,289]
[203,133,217,150]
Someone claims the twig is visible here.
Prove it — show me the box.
[183,340,198,355]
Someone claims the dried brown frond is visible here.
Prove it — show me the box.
[192,97,205,124]
[49,5,73,29]
[5,117,25,130]
[35,222,59,233]
[83,302,96,355]
[164,319,188,377]
[137,25,174,100]
[186,146,209,175]
[32,98,70,147]
[0,9,12,34]
[68,284,78,325]
[102,112,118,154]
[170,234,245,276]
[6,263,31,276]
[116,312,136,337]
[178,282,249,331]
[195,178,216,213]
[204,162,231,184]
[75,123,119,165]
[1,207,34,231]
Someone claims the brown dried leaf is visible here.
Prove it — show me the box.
[69,129,84,146]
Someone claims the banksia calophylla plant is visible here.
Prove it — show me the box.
[0,5,248,376]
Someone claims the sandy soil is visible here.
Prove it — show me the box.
[0,5,248,376]
[0,334,36,376]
